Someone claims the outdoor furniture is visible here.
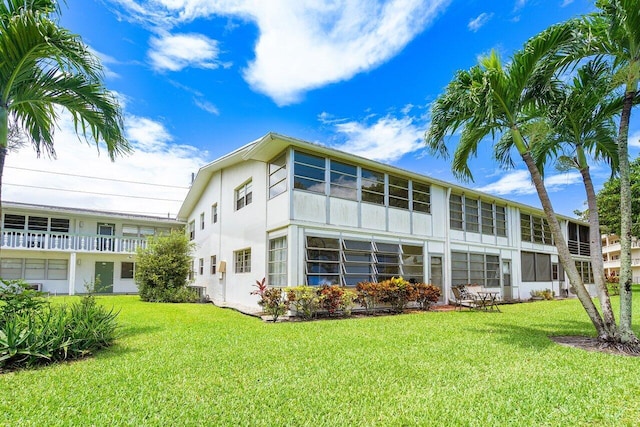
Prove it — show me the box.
[476,290,501,312]
[451,286,479,311]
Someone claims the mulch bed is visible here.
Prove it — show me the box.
[550,336,640,357]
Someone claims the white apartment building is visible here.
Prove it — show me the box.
[602,234,640,283]
[0,202,183,294]
[179,132,593,310]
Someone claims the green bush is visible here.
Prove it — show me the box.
[287,286,321,320]
[414,283,441,310]
[135,230,195,303]
[380,277,415,312]
[0,279,46,319]
[0,281,119,371]
[355,281,383,313]
[251,279,288,321]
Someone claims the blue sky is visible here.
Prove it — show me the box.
[4,0,639,218]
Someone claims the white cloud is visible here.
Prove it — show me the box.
[468,12,493,32]
[561,0,574,7]
[628,130,640,148]
[148,32,221,72]
[329,114,425,162]
[110,0,451,105]
[3,113,208,217]
[193,98,220,115]
[476,170,582,196]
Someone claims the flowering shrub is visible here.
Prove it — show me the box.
[380,277,415,312]
[251,278,289,321]
[414,283,441,310]
[355,282,383,313]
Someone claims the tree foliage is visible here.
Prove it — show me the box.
[597,157,640,237]
[135,231,197,303]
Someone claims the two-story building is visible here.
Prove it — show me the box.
[602,234,640,283]
[178,132,593,311]
[0,202,183,294]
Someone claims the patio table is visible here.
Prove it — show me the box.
[476,291,501,312]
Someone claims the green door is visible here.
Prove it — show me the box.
[95,262,114,293]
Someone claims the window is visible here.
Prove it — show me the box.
[268,237,287,287]
[211,204,218,224]
[188,221,195,240]
[47,259,68,280]
[412,182,431,213]
[269,152,287,198]
[210,256,217,275]
[521,213,553,245]
[465,199,479,233]
[0,258,23,279]
[330,160,357,200]
[199,258,204,275]
[451,252,501,287]
[200,212,205,230]
[235,249,251,273]
[450,195,463,230]
[28,216,48,231]
[575,260,593,284]
[25,259,45,280]
[3,214,26,230]
[2,215,69,233]
[123,225,157,237]
[294,151,325,193]
[50,218,70,233]
[552,262,564,281]
[189,260,195,280]
[481,201,494,235]
[496,206,507,237]
[388,176,409,209]
[235,181,253,210]
[361,169,385,205]
[304,236,423,286]
[521,251,552,282]
[568,222,590,256]
[121,262,135,279]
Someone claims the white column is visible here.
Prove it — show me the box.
[69,252,77,295]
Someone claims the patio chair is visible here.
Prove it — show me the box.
[451,286,478,311]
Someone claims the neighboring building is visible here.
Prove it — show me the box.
[0,202,183,294]
[178,132,593,310]
[602,234,640,283]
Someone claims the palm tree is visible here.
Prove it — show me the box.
[425,23,615,340]
[584,0,640,343]
[534,58,622,337]
[0,0,130,235]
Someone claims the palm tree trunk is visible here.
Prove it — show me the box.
[579,164,618,338]
[521,151,608,338]
[617,85,637,343]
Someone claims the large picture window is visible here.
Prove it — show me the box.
[451,251,500,288]
[305,236,423,286]
[0,258,68,280]
[450,195,507,237]
[521,251,552,282]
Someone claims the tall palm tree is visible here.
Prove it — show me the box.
[585,0,640,343]
[425,23,615,340]
[534,58,622,337]
[0,0,130,235]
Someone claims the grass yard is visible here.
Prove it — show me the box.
[1,295,640,426]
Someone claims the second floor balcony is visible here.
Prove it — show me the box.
[1,230,148,254]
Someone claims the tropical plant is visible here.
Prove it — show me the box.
[414,283,441,310]
[425,23,616,340]
[584,0,640,343]
[286,286,321,320]
[0,0,130,241]
[135,230,195,303]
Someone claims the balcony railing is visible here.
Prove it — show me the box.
[1,230,148,254]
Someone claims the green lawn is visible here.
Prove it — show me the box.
[1,295,640,426]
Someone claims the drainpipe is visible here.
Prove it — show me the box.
[444,188,451,304]
[69,252,77,295]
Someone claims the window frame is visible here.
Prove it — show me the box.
[234,248,252,273]
[235,180,253,210]
[121,261,135,279]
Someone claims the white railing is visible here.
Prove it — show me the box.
[1,230,148,254]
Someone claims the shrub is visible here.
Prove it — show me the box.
[356,282,383,314]
[0,283,119,371]
[530,289,554,300]
[135,230,195,303]
[414,283,441,310]
[251,279,288,321]
[380,277,416,313]
[0,279,46,320]
[287,286,322,320]
[340,289,358,316]
[319,285,344,315]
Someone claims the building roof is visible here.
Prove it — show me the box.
[3,201,185,225]
[178,132,584,223]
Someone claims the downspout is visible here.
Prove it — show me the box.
[444,187,451,304]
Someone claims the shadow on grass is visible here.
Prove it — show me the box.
[117,324,162,339]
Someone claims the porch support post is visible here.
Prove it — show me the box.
[69,252,77,295]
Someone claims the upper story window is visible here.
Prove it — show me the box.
[330,160,357,200]
[211,255,217,275]
[450,195,507,237]
[235,180,253,210]
[211,203,218,224]
[188,221,195,240]
[200,212,205,230]
[361,169,384,205]
[3,214,70,233]
[123,225,156,237]
[269,153,287,199]
[388,176,409,209]
[568,222,590,256]
[521,213,553,245]
[294,152,325,193]
[412,182,431,213]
